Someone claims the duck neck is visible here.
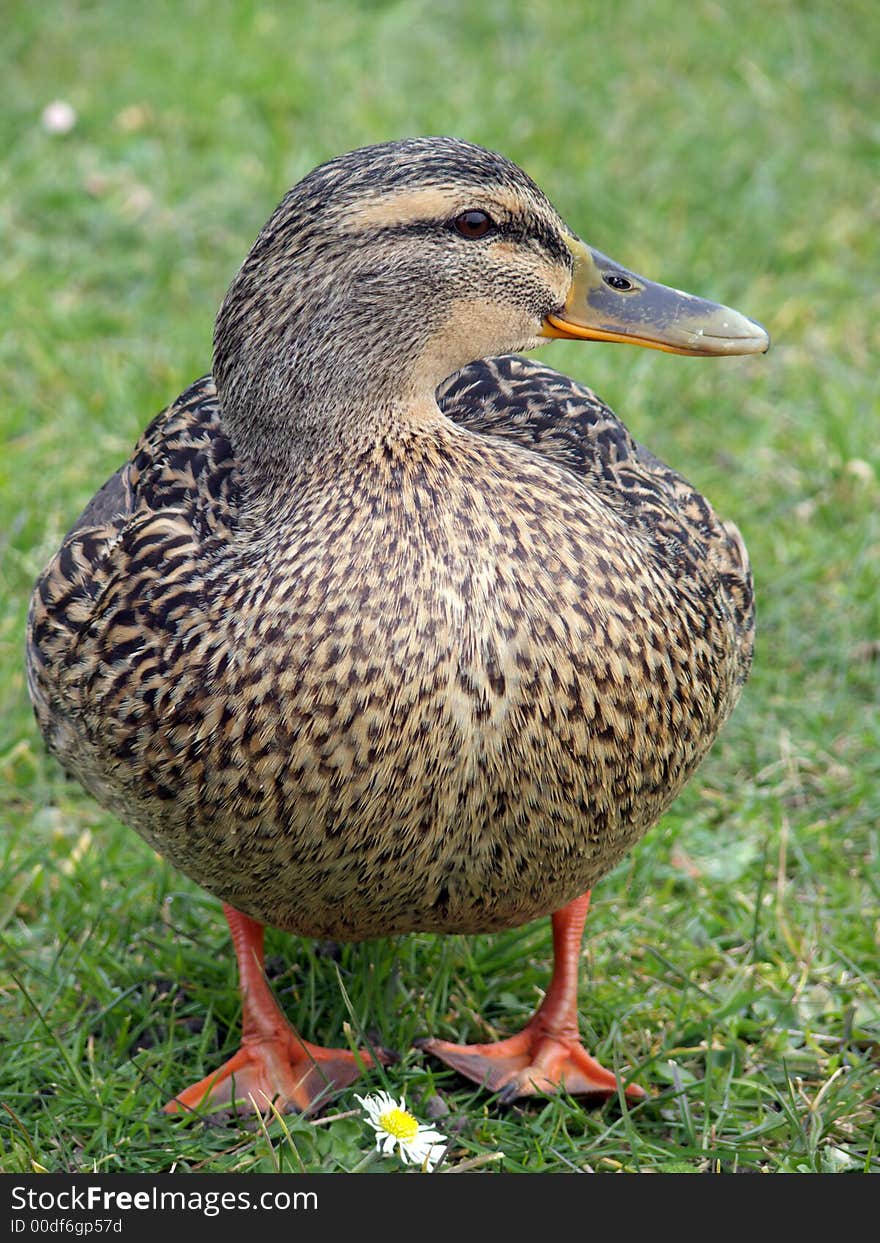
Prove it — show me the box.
[213,262,458,490]
[217,341,448,497]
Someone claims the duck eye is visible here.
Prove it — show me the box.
[603,272,635,292]
[452,210,494,239]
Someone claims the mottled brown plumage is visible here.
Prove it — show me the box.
[26,138,763,1111]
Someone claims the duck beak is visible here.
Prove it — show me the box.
[541,236,769,356]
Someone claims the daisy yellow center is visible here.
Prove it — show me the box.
[378,1106,420,1142]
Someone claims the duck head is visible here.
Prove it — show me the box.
[213,137,768,466]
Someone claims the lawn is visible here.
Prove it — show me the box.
[1,0,877,1174]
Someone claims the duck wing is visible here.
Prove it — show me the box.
[26,375,238,776]
[438,354,754,680]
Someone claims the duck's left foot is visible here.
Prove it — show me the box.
[416,1025,643,1102]
[417,891,646,1104]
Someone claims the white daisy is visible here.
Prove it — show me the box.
[41,100,77,134]
[356,1091,447,1171]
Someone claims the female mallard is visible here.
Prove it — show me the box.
[27,137,768,1114]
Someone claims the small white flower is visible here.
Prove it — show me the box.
[41,100,77,134]
[356,1091,447,1171]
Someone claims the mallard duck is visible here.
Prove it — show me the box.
[27,137,768,1115]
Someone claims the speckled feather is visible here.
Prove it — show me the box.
[27,353,752,940]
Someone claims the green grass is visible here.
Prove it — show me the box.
[1,0,878,1174]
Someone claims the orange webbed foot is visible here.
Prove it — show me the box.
[416,1026,644,1103]
[164,904,391,1117]
[417,892,646,1105]
[165,1032,389,1117]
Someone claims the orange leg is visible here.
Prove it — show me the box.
[417,892,645,1103]
[164,905,389,1116]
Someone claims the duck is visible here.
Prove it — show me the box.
[26,137,768,1116]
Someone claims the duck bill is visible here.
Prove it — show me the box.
[541,236,769,356]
